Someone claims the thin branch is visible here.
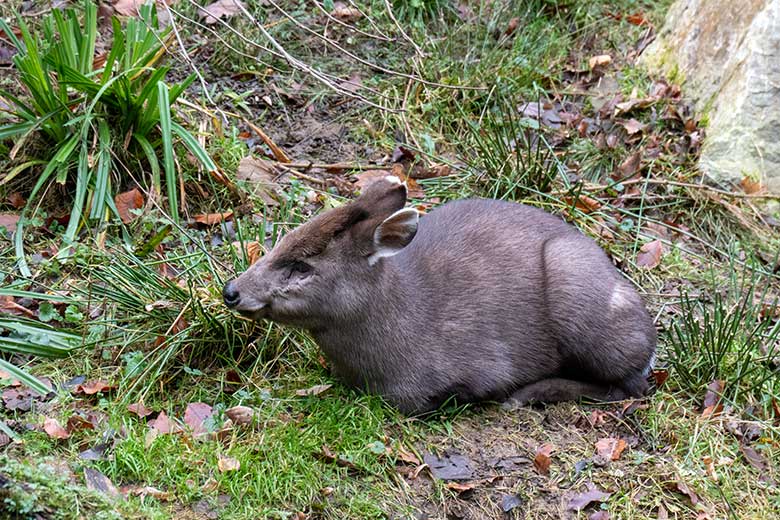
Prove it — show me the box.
[265,0,485,91]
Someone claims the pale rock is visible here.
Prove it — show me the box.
[642,0,780,193]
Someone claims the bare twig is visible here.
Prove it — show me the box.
[242,118,290,163]
[383,0,423,57]
[265,0,484,91]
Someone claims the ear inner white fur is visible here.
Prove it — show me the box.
[368,208,419,266]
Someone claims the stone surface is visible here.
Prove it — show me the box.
[642,0,780,193]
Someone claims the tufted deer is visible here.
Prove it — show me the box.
[224,177,656,414]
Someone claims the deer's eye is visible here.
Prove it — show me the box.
[287,261,313,279]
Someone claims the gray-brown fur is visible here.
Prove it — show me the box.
[224,177,657,415]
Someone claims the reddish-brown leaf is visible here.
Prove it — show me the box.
[43,417,70,439]
[66,415,95,433]
[193,211,233,226]
[563,194,602,214]
[595,437,627,461]
[7,193,25,209]
[626,12,649,26]
[200,0,245,24]
[0,213,20,233]
[652,369,669,387]
[128,402,153,418]
[533,443,553,475]
[73,380,115,395]
[114,188,144,224]
[149,411,176,434]
[740,176,762,195]
[504,17,520,36]
[702,380,724,417]
[184,402,214,437]
[636,240,663,269]
[231,241,263,265]
[0,295,35,317]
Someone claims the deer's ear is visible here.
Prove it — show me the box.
[368,208,419,266]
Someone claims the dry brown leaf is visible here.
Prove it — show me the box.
[217,455,240,472]
[702,380,724,417]
[504,17,520,36]
[225,405,255,426]
[236,156,279,206]
[445,481,477,492]
[7,193,26,209]
[0,213,20,232]
[232,241,263,265]
[739,444,772,483]
[740,176,762,195]
[331,1,361,21]
[128,402,153,418]
[588,54,612,70]
[621,118,646,135]
[43,417,70,439]
[184,402,214,437]
[653,369,669,387]
[84,467,120,498]
[73,380,115,395]
[564,194,602,214]
[636,240,663,269]
[122,485,172,501]
[193,211,233,226]
[395,445,420,466]
[667,479,699,505]
[626,12,649,26]
[0,295,35,317]
[567,484,611,511]
[113,0,176,17]
[114,188,144,224]
[295,384,332,397]
[616,151,642,179]
[595,437,627,461]
[66,415,95,433]
[200,0,245,24]
[533,443,553,475]
[149,411,178,434]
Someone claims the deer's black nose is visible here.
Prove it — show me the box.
[223,281,241,308]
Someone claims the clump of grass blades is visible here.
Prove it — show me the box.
[0,1,216,276]
[84,248,257,401]
[667,262,780,407]
[466,97,560,200]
